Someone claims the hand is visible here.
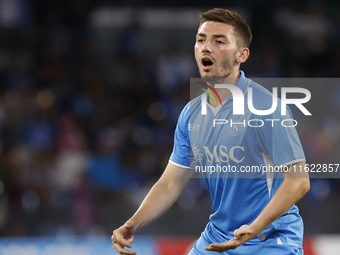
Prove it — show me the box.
[204,224,257,252]
[112,221,137,255]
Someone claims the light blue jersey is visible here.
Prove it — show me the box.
[169,71,306,254]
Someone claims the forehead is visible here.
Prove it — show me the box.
[197,21,236,37]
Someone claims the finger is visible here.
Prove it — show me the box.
[204,245,217,251]
[234,227,247,239]
[123,222,135,239]
[204,245,226,252]
[234,229,244,239]
[113,242,137,255]
[124,221,133,229]
[113,233,134,246]
[126,234,135,244]
[204,243,227,252]
[209,242,226,248]
[234,229,239,238]
[112,232,133,248]
[205,240,239,251]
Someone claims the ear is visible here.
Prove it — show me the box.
[235,47,250,64]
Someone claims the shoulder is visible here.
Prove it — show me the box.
[247,79,275,100]
[246,79,282,110]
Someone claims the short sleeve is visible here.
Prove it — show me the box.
[169,103,191,169]
[255,105,305,167]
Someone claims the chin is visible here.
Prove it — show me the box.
[200,72,214,78]
[200,73,220,79]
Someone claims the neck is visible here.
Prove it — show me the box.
[226,68,241,79]
[206,70,241,106]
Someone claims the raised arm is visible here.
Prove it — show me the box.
[112,163,193,255]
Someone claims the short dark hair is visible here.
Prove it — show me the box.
[199,8,252,47]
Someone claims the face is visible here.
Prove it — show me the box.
[194,21,242,79]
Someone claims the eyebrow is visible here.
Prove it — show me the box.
[197,33,227,39]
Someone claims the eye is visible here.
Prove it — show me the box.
[197,39,204,43]
[217,40,225,44]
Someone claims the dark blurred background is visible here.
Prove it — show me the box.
[0,0,340,239]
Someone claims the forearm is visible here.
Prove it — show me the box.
[250,162,310,235]
[129,180,182,229]
[129,164,192,231]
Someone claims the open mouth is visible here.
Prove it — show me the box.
[203,59,213,66]
[202,58,213,68]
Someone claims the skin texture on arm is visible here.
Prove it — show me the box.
[112,163,193,255]
[204,161,310,252]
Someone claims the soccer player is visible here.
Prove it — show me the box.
[112,8,310,255]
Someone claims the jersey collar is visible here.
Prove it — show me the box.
[228,70,251,101]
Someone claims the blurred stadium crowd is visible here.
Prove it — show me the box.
[0,0,340,238]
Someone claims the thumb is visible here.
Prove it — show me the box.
[124,220,135,230]
[234,229,239,239]
[234,227,245,240]
[234,225,249,239]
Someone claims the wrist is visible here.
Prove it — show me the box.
[248,222,264,236]
[127,217,140,231]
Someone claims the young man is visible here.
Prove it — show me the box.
[112,8,310,255]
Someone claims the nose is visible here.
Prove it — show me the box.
[202,39,212,53]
